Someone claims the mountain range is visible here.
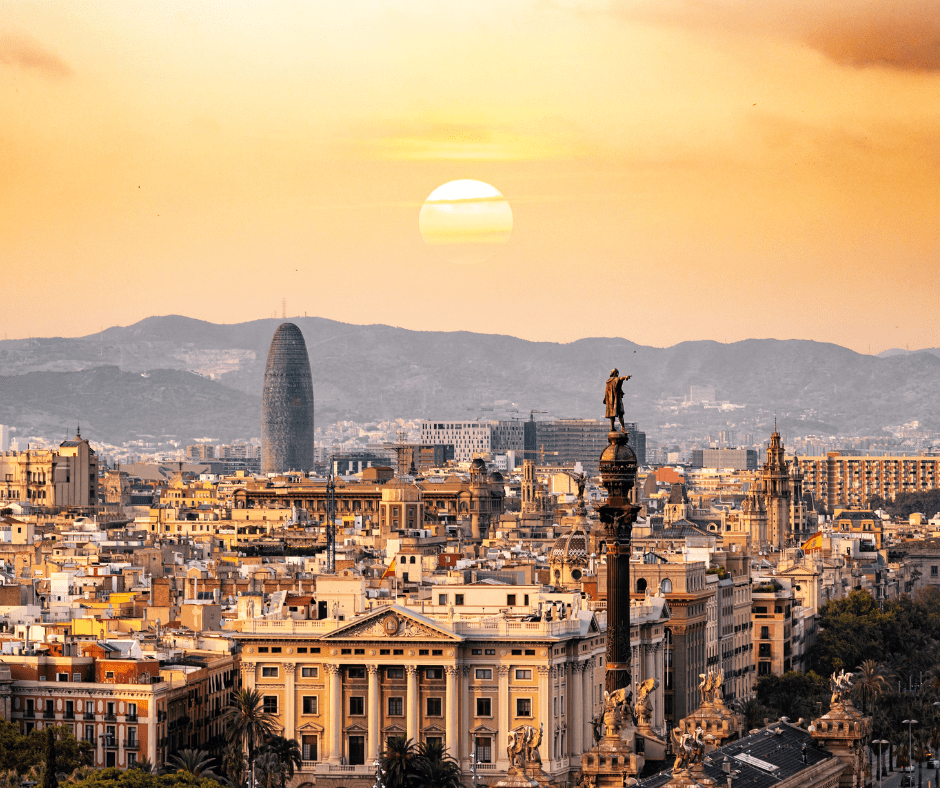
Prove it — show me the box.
[1,315,938,445]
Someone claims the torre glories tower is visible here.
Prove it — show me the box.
[261,322,314,474]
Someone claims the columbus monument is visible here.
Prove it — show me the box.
[576,369,644,788]
[261,322,315,474]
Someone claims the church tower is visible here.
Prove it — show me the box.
[762,427,792,550]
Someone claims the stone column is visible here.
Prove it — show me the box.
[445,666,459,759]
[582,657,595,749]
[539,666,552,767]
[240,661,255,693]
[460,666,471,766]
[367,665,380,762]
[326,664,342,763]
[284,664,296,740]
[497,665,510,770]
[406,666,419,743]
[570,661,584,757]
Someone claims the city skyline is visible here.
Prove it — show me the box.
[2,2,939,354]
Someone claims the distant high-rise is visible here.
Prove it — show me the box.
[261,323,314,474]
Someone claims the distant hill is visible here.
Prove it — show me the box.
[1,315,939,444]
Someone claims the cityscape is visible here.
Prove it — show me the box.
[2,4,940,788]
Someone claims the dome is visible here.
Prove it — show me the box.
[471,457,486,470]
[551,529,588,563]
[489,470,504,483]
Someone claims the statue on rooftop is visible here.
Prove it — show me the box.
[604,369,632,433]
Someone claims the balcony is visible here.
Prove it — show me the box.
[124,739,140,750]
[64,711,75,720]
[126,714,138,723]
[314,764,378,776]
[104,713,117,721]
[84,712,95,720]
[43,711,56,720]
[102,737,117,748]
[24,709,35,719]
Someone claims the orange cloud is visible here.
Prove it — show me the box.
[618,0,940,71]
[0,31,72,77]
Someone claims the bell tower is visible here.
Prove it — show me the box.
[762,426,791,550]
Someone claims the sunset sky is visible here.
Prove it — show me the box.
[2,1,939,353]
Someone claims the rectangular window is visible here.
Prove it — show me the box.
[347,667,365,679]
[471,649,482,655]
[349,735,365,765]
[263,696,278,714]
[261,667,278,678]
[485,649,495,656]
[349,696,365,716]
[932,566,938,577]
[73,673,81,682]
[388,697,403,716]
[439,594,447,605]
[302,735,318,761]
[475,669,492,680]
[475,737,492,763]
[387,668,404,679]
[515,670,532,680]
[516,698,532,717]
[84,724,94,743]
[301,667,319,678]
[426,698,442,716]
[302,696,318,715]
[476,698,492,717]
[57,672,69,682]
[455,594,464,606]
[426,668,443,680]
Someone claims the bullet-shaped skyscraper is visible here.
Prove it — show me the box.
[261,323,314,474]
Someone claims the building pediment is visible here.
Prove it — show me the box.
[343,722,368,733]
[470,724,498,735]
[297,722,324,733]
[382,723,407,734]
[321,605,462,642]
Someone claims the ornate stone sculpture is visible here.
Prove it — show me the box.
[604,687,633,733]
[697,669,725,708]
[830,670,853,706]
[671,727,705,773]
[507,724,543,772]
[604,369,632,433]
[634,678,659,730]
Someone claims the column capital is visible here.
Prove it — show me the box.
[324,663,341,675]
[498,665,510,677]
[538,665,551,676]
[285,663,296,675]
[367,664,379,675]
[445,665,460,677]
[462,665,472,677]
[571,660,586,674]
[406,665,419,676]
[239,662,252,674]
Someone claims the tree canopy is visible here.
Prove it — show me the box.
[67,768,226,788]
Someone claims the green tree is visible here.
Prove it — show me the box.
[43,728,58,788]
[414,741,462,788]
[220,689,277,764]
[256,737,301,788]
[0,722,92,777]
[811,590,889,675]
[381,737,418,788]
[65,768,226,788]
[733,697,771,731]
[221,743,246,788]
[167,750,219,781]
[853,660,889,714]
[755,671,829,723]
[252,752,282,788]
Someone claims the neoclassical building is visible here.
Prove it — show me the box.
[234,594,668,788]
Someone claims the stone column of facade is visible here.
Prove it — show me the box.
[539,665,552,766]
[241,661,255,692]
[582,657,595,750]
[285,664,296,740]
[367,665,380,762]
[445,666,459,759]
[460,666,471,765]
[326,664,342,763]
[497,665,510,770]
[406,666,419,743]
[570,661,584,757]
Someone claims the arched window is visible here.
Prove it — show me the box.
[636,578,648,593]
[660,578,672,594]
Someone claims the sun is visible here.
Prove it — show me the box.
[418,180,513,264]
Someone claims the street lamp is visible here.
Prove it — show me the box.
[373,759,384,788]
[872,740,889,787]
[470,752,478,788]
[904,719,919,779]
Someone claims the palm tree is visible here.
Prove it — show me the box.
[414,741,462,788]
[253,751,283,788]
[734,697,770,732]
[221,689,278,763]
[854,660,889,714]
[169,749,221,780]
[130,758,160,775]
[257,736,302,788]
[381,737,418,788]
[222,741,247,788]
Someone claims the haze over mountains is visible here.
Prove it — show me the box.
[1,315,938,446]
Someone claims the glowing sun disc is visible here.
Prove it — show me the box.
[419,179,513,264]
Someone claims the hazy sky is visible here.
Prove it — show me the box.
[2,1,939,353]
